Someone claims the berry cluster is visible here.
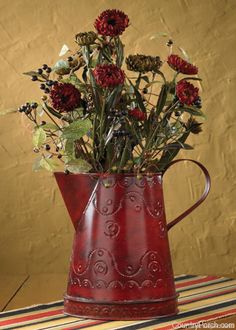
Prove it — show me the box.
[107,108,127,121]
[18,102,38,114]
[39,80,56,94]
[28,63,58,97]
[31,64,52,81]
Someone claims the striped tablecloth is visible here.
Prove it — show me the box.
[1,275,236,330]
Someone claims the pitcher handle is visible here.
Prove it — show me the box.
[163,159,211,231]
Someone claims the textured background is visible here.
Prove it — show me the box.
[0,0,236,277]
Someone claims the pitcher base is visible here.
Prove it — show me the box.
[64,296,178,320]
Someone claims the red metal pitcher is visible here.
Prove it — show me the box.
[55,159,210,320]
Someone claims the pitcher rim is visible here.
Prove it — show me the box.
[54,171,164,176]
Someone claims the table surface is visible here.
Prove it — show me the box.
[1,274,236,329]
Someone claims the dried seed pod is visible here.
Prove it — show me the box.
[126,54,162,73]
[75,31,97,46]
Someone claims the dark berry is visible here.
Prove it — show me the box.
[67,56,73,62]
[40,83,46,90]
[31,76,38,81]
[45,88,50,94]
[31,102,38,109]
[56,147,59,152]
[25,108,31,114]
[37,68,43,74]
[46,80,54,86]
[167,39,173,46]
[143,88,148,94]
[45,144,50,151]
[175,111,181,116]
[33,148,39,153]
[121,110,127,116]
[42,64,48,70]
[57,154,62,159]
[46,67,51,73]
[41,121,46,125]
[64,169,70,175]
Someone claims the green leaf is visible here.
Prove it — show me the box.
[81,46,91,66]
[90,58,98,68]
[64,139,75,161]
[32,157,42,172]
[66,159,92,173]
[156,84,169,116]
[128,79,146,113]
[100,46,112,63]
[114,37,124,67]
[181,143,194,150]
[41,123,60,131]
[39,157,58,172]
[162,142,193,150]
[36,105,44,116]
[118,139,132,173]
[33,127,47,148]
[43,102,63,120]
[165,93,174,106]
[62,74,84,90]
[106,85,122,111]
[23,71,47,79]
[88,69,101,111]
[52,60,70,71]
[61,119,91,140]
[183,107,206,118]
[158,131,190,170]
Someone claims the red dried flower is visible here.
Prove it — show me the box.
[94,9,129,37]
[93,64,125,88]
[50,83,81,112]
[167,54,198,75]
[129,107,146,121]
[176,80,199,106]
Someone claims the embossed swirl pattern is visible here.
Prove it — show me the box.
[73,248,162,278]
[93,191,163,218]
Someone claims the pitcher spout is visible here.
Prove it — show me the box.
[54,173,97,230]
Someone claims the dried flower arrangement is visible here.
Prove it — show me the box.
[18,9,204,174]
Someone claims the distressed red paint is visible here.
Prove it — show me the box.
[54,159,210,320]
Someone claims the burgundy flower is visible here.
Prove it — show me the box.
[129,107,146,121]
[50,83,81,112]
[167,54,198,75]
[176,80,199,106]
[94,9,129,37]
[93,64,125,88]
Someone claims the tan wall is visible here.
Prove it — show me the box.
[0,0,236,276]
